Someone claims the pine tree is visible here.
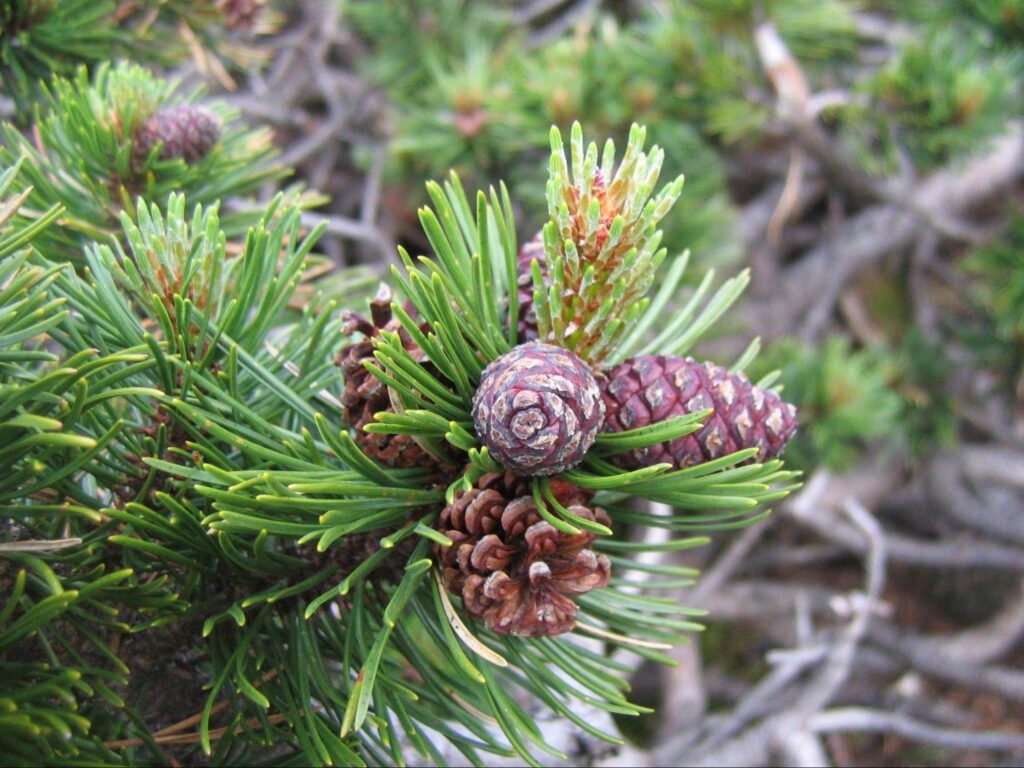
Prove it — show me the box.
[1,54,800,761]
[6,0,1022,764]
[0,62,290,262]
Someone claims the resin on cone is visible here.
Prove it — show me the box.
[602,355,797,469]
[473,342,604,476]
[137,105,221,164]
[437,472,611,637]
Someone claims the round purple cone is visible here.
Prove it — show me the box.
[473,342,605,476]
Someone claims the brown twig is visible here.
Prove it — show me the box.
[104,710,308,750]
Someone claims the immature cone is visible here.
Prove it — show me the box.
[602,355,798,469]
[515,234,546,342]
[437,472,611,637]
[514,167,615,346]
[473,342,604,476]
[136,105,221,164]
[338,285,437,468]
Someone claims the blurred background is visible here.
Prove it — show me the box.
[5,0,1022,765]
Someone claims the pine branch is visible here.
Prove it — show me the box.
[0,62,289,262]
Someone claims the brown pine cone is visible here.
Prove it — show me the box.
[437,471,611,637]
[602,355,797,470]
[338,284,438,469]
[217,0,263,30]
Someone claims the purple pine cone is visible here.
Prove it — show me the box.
[137,105,221,164]
[602,354,797,469]
[515,233,546,343]
[473,342,605,476]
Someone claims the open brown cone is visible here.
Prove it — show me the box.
[437,471,611,637]
[338,284,438,468]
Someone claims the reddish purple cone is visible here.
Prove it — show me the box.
[137,105,221,164]
[602,355,797,469]
[515,234,546,342]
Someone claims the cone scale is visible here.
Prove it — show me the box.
[437,472,611,637]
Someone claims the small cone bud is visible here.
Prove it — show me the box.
[137,105,222,164]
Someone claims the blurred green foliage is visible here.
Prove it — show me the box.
[348,0,744,262]
[894,0,1024,49]
[752,337,902,471]
[840,31,1019,173]
[1,1,274,113]
[962,214,1024,398]
[749,329,958,473]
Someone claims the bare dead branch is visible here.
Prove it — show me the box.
[913,580,1024,666]
[788,470,1024,570]
[301,211,395,262]
[276,109,349,169]
[775,727,830,768]
[925,452,1024,545]
[752,126,1024,339]
[690,517,773,605]
[870,621,1024,702]
[809,707,1024,751]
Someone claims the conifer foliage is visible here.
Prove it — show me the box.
[1,105,797,768]
[0,63,285,261]
[0,5,810,767]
